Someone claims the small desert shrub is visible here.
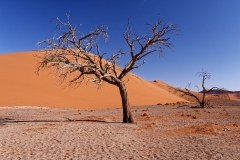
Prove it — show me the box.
[142,113,148,117]
[192,116,197,119]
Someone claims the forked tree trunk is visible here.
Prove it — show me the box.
[118,82,134,123]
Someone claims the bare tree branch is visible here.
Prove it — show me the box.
[172,70,226,108]
[118,17,179,80]
[35,15,179,123]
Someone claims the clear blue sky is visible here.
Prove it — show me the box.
[1,0,239,91]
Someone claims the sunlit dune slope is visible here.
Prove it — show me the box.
[0,51,186,110]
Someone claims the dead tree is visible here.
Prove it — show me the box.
[173,70,224,108]
[35,15,179,123]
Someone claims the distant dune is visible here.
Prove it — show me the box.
[0,51,186,110]
[225,91,240,102]
[199,90,240,102]
[152,80,240,102]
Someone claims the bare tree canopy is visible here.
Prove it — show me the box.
[36,15,179,123]
[172,70,226,108]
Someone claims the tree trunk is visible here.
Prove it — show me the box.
[201,92,206,108]
[200,101,205,108]
[118,82,134,123]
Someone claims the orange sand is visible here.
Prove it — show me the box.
[0,51,186,110]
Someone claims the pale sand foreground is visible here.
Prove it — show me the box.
[0,103,240,159]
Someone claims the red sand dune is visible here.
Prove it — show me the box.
[0,51,186,110]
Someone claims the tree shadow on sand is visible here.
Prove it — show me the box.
[0,117,122,126]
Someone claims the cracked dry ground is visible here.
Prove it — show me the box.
[0,102,240,159]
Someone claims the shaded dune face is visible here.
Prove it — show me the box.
[0,51,186,110]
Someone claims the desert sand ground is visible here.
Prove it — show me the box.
[1,102,240,160]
